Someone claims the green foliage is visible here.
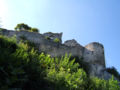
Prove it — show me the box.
[19,35,35,48]
[54,38,60,43]
[31,28,39,32]
[0,35,45,89]
[15,23,39,33]
[14,23,31,31]
[70,56,90,74]
[88,76,120,90]
[39,54,87,90]
[90,77,109,90]
[109,76,120,90]
[45,36,51,40]
[0,36,26,89]
[0,35,120,90]
[106,67,120,80]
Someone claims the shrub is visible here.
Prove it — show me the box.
[109,76,120,90]
[45,36,51,40]
[0,35,26,89]
[70,56,90,75]
[31,28,39,32]
[90,77,109,90]
[106,67,120,80]
[54,38,60,43]
[39,54,87,90]
[0,35,45,90]
[19,35,35,49]
[89,76,120,90]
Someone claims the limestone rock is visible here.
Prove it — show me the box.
[64,39,82,47]
[43,32,62,43]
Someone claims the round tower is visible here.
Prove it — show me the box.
[84,42,106,67]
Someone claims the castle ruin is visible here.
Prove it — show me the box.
[0,29,113,80]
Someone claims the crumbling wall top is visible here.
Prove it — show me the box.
[43,32,62,43]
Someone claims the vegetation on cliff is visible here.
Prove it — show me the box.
[106,67,120,81]
[14,23,39,32]
[0,35,120,90]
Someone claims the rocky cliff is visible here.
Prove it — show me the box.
[0,29,113,80]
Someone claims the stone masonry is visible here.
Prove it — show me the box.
[0,29,113,80]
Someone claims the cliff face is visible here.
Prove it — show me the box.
[0,29,112,79]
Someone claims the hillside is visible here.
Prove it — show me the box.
[0,28,120,90]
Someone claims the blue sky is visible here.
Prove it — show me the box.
[0,0,120,72]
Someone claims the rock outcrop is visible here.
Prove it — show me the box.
[64,39,82,47]
[0,29,113,80]
[43,32,62,43]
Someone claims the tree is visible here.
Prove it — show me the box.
[106,67,120,80]
[31,28,39,32]
[14,23,39,33]
[14,23,31,31]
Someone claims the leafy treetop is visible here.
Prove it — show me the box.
[31,28,39,32]
[14,23,39,33]
[15,23,31,31]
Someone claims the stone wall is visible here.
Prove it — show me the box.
[0,29,108,79]
[43,32,62,43]
[83,42,105,67]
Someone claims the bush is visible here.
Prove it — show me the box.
[45,36,51,40]
[90,77,109,90]
[70,56,90,75]
[40,54,87,90]
[54,38,60,43]
[19,35,36,49]
[31,28,39,32]
[0,35,45,89]
[109,76,120,90]
[89,76,120,90]
[106,67,120,80]
[0,35,26,89]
